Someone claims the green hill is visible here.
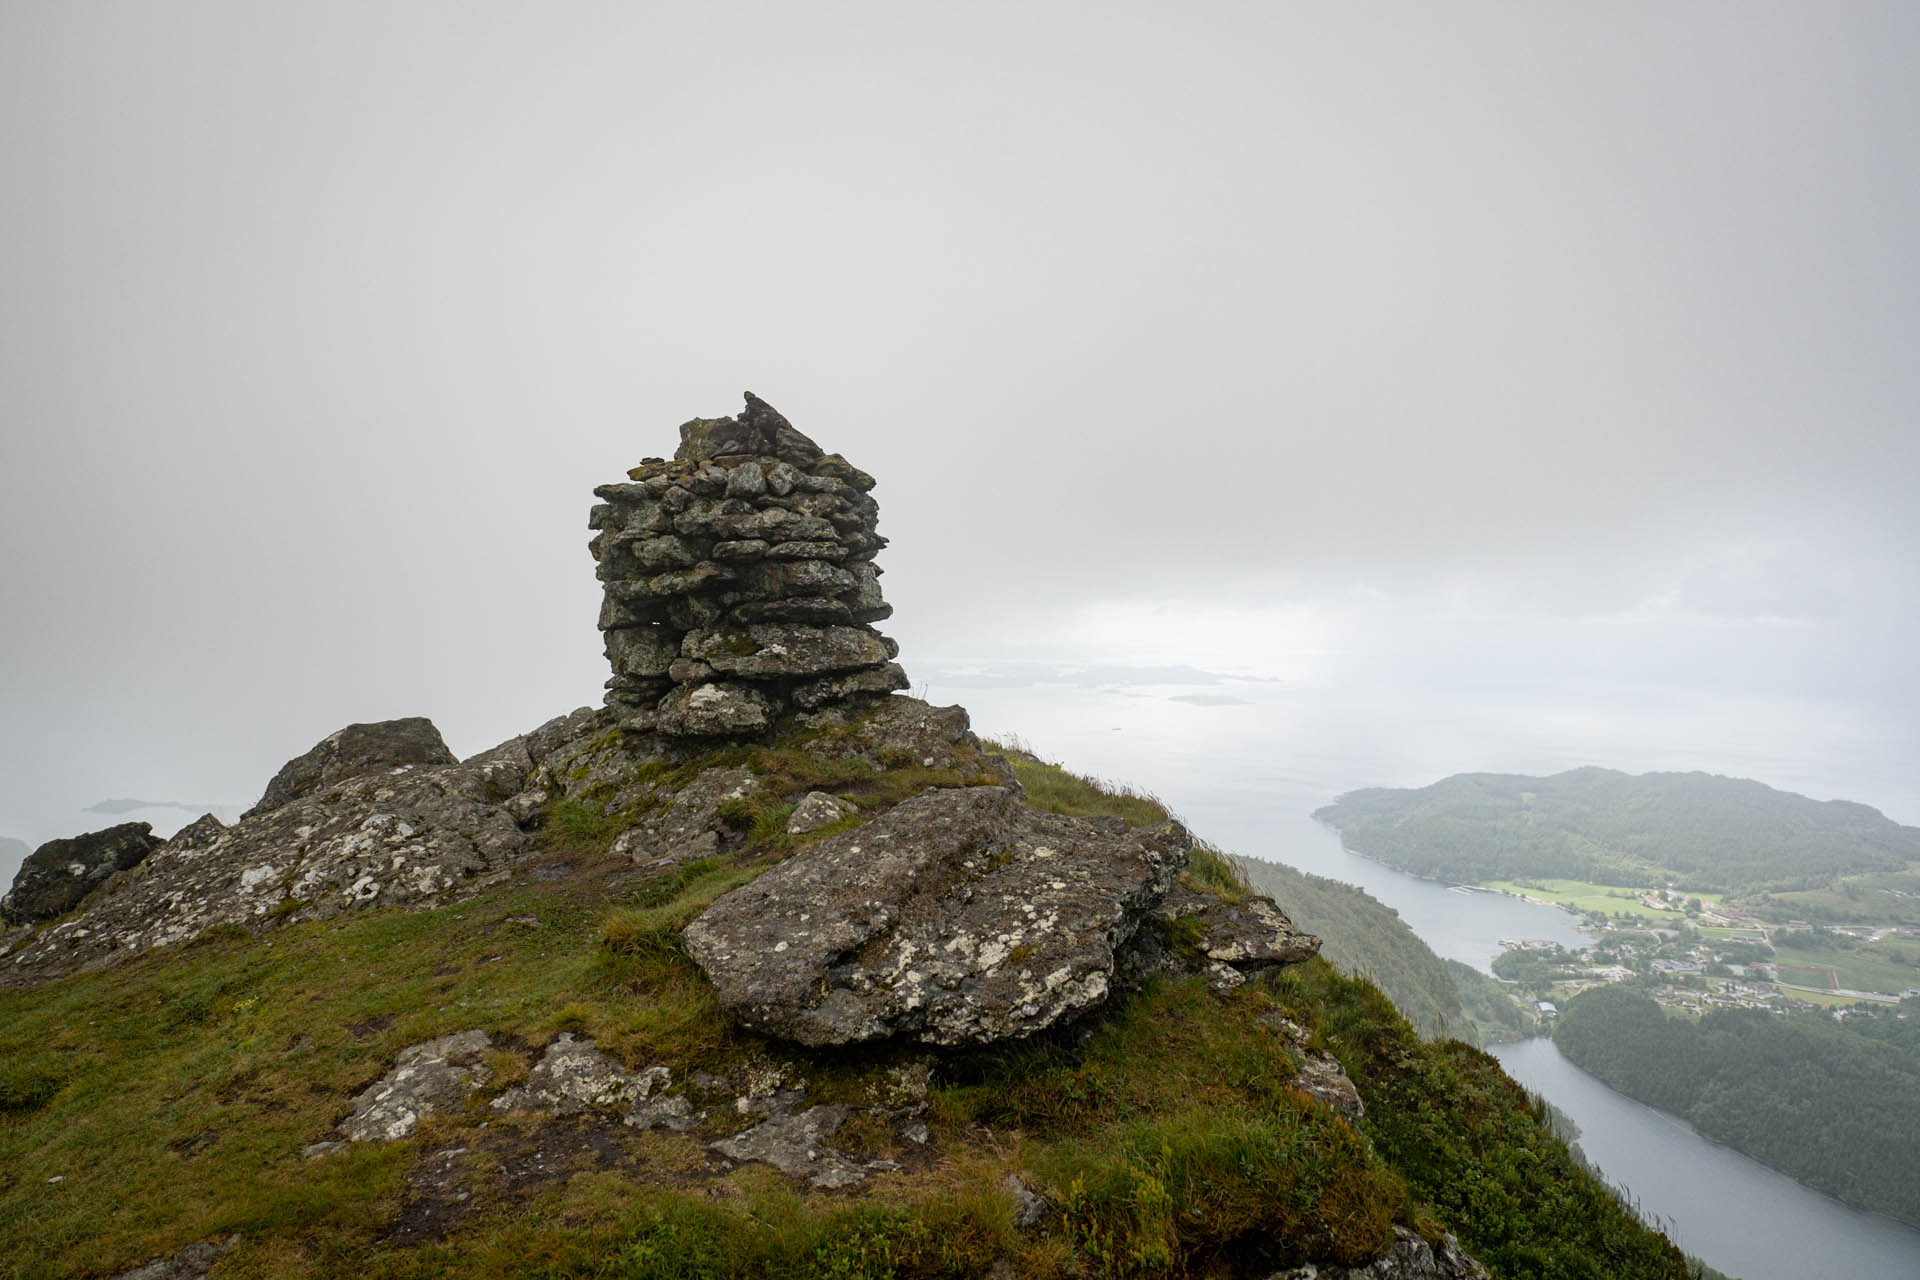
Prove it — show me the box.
[1554,985,1920,1228]
[1237,859,1538,1047]
[1316,767,1920,897]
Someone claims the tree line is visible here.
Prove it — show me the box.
[1553,985,1920,1227]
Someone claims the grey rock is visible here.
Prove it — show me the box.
[684,624,891,680]
[301,1140,347,1159]
[589,395,905,731]
[711,538,770,561]
[611,767,760,866]
[786,791,857,835]
[605,625,681,678]
[166,814,228,852]
[1264,1016,1365,1121]
[489,1033,697,1130]
[108,1235,240,1280]
[794,697,985,775]
[725,460,766,497]
[3,740,545,985]
[246,717,457,819]
[1267,1226,1488,1280]
[676,393,825,466]
[728,597,856,625]
[684,786,1191,1047]
[740,558,856,598]
[1004,1174,1049,1230]
[1206,961,1248,993]
[1294,1053,1365,1121]
[1158,884,1321,969]
[622,534,698,572]
[490,1033,664,1115]
[667,658,715,683]
[340,1030,493,1142]
[654,681,773,737]
[1,823,163,924]
[711,1103,865,1188]
[790,663,911,710]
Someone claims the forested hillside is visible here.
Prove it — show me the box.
[1316,768,1920,894]
[1553,985,1920,1227]
[1238,858,1493,1042]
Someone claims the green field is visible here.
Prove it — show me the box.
[1772,984,1899,1008]
[1482,878,1716,922]
[1763,865,1920,926]
[1771,940,1920,996]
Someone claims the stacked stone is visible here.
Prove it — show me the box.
[587,393,908,737]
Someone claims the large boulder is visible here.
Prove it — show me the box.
[682,786,1193,1047]
[0,823,163,924]
[245,717,457,818]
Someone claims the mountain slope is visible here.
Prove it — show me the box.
[0,711,1695,1280]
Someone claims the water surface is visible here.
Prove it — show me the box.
[1494,1038,1920,1280]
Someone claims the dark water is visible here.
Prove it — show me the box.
[1495,1038,1920,1280]
[934,671,1920,1280]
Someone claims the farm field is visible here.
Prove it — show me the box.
[1763,865,1920,926]
[1772,984,1900,1008]
[1770,940,1920,997]
[1483,877,1721,922]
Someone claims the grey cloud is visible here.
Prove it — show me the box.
[2,2,1916,859]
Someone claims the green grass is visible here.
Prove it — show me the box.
[988,743,1170,828]
[1759,864,1920,926]
[1770,940,1920,995]
[1482,878,1732,922]
[0,726,1699,1279]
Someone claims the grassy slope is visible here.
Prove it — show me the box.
[1237,860,1469,1043]
[0,744,1692,1279]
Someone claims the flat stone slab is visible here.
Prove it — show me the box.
[683,786,1191,1047]
[490,1034,698,1132]
[341,1030,493,1142]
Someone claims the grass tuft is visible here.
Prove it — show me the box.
[545,798,626,854]
[987,742,1169,828]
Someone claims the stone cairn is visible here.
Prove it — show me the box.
[587,393,908,737]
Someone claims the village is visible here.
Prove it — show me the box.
[1484,884,1920,1021]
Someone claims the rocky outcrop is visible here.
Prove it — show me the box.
[588,393,906,736]
[339,1030,495,1142]
[1159,883,1322,969]
[490,1034,699,1132]
[0,822,163,924]
[1265,1014,1365,1121]
[107,1236,241,1280]
[0,712,617,985]
[1268,1226,1489,1279]
[683,785,1197,1047]
[245,717,457,818]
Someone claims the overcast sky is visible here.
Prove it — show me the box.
[3,2,1917,852]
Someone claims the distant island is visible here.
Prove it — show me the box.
[84,798,219,816]
[1317,767,1920,920]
